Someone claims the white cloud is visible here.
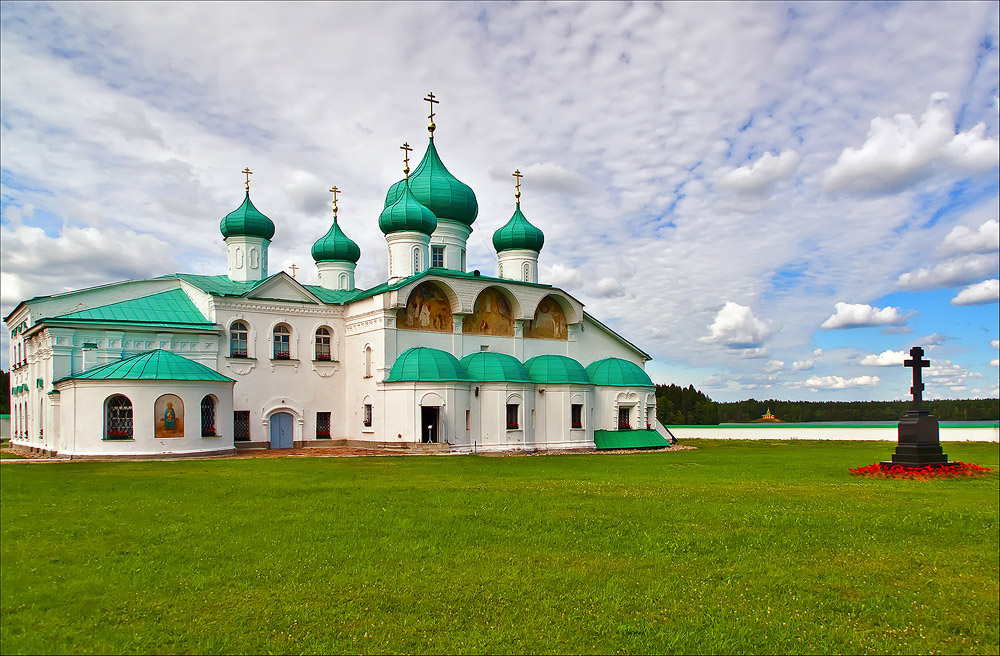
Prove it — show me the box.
[590,277,625,298]
[791,359,814,371]
[939,219,1000,257]
[991,340,999,350]
[821,302,909,329]
[951,279,1000,305]
[489,162,588,194]
[700,302,774,348]
[860,349,907,366]
[716,150,799,195]
[991,359,999,367]
[791,375,881,390]
[898,253,1000,290]
[763,359,785,373]
[823,93,1000,194]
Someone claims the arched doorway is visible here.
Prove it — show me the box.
[270,412,294,449]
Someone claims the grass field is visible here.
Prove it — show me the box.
[1,440,997,655]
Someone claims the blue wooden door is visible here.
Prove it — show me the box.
[270,412,294,449]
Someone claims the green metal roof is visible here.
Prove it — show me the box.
[385,347,470,382]
[53,289,211,326]
[171,273,269,297]
[385,137,478,226]
[63,350,233,383]
[594,429,670,450]
[586,357,654,387]
[379,180,437,236]
[311,218,361,263]
[220,192,276,240]
[493,203,544,253]
[524,355,590,385]
[460,352,533,383]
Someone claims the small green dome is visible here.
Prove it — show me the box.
[460,352,533,383]
[220,192,275,240]
[384,138,478,226]
[585,357,654,387]
[379,181,438,236]
[492,203,544,253]
[385,347,470,382]
[311,219,361,263]
[524,355,590,385]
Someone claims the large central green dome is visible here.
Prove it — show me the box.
[220,192,275,240]
[385,138,478,227]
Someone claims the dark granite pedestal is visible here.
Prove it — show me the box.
[882,410,949,467]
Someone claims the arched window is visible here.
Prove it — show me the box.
[498,263,503,278]
[201,395,217,437]
[230,321,249,357]
[339,272,348,289]
[523,262,530,281]
[315,327,332,361]
[106,395,133,440]
[273,324,291,359]
[364,345,373,378]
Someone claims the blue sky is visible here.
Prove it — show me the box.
[1,1,998,401]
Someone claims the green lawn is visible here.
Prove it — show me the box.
[1,440,997,655]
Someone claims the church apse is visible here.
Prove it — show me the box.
[525,295,568,340]
[397,282,453,333]
[462,287,514,337]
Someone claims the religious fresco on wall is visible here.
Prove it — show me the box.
[463,288,514,337]
[525,295,568,340]
[397,282,453,333]
[154,394,185,438]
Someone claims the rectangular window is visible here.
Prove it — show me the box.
[465,410,471,431]
[506,403,519,430]
[571,404,583,429]
[618,406,631,430]
[363,403,373,427]
[432,245,444,268]
[234,411,251,441]
[316,411,331,439]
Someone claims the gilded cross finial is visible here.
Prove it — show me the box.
[424,92,439,134]
[401,142,413,179]
[243,167,253,192]
[289,263,299,279]
[329,186,340,219]
[513,169,523,202]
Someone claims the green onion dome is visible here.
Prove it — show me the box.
[384,138,478,227]
[585,357,655,387]
[220,192,275,240]
[385,347,470,382]
[460,352,533,383]
[524,355,590,385]
[311,219,361,263]
[492,203,544,253]
[379,181,437,236]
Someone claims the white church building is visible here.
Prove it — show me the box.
[5,100,670,458]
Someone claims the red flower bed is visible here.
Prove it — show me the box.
[850,461,993,479]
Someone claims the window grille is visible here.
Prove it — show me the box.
[230,321,249,357]
[201,396,217,436]
[106,395,133,439]
[316,411,331,439]
[571,404,583,429]
[363,403,373,427]
[432,246,444,268]
[273,325,291,359]
[234,411,251,441]
[315,327,332,361]
[618,407,631,430]
[506,403,519,430]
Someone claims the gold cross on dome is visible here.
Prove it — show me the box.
[424,92,439,134]
[513,169,523,201]
[330,186,340,217]
[401,142,413,178]
[289,263,299,279]
[243,167,253,191]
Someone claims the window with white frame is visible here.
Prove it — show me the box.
[230,321,249,357]
[315,327,332,361]
[273,324,291,359]
[431,245,444,268]
[363,403,373,427]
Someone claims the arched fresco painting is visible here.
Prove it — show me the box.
[525,295,568,340]
[463,288,514,336]
[397,282,453,333]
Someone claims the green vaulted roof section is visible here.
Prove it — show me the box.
[220,192,275,240]
[594,429,671,450]
[385,138,478,226]
[524,355,590,384]
[586,357,655,387]
[385,347,471,382]
[61,350,234,382]
[53,289,212,326]
[460,352,533,383]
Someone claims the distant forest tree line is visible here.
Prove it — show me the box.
[655,383,1000,425]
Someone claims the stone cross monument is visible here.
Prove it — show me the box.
[883,346,949,467]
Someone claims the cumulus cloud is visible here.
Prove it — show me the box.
[590,277,625,298]
[791,375,881,390]
[925,359,982,391]
[823,93,1000,194]
[716,150,799,195]
[763,359,785,373]
[791,359,814,371]
[951,279,1000,305]
[991,340,999,350]
[897,253,1000,290]
[939,219,1000,257]
[700,302,774,348]
[860,349,907,366]
[821,302,909,329]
